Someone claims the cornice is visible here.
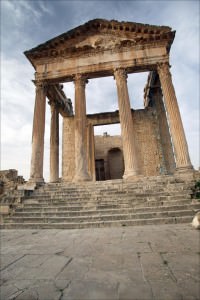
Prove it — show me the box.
[24,19,175,65]
[27,33,175,67]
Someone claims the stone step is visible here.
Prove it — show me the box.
[24,191,193,201]
[40,177,190,188]
[19,199,193,211]
[23,193,192,203]
[0,215,194,229]
[14,203,200,216]
[22,196,192,207]
[32,185,193,193]
[35,182,193,191]
[1,175,197,230]
[4,209,195,224]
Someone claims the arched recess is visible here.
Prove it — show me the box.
[108,148,124,179]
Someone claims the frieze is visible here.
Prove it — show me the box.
[28,30,174,63]
[32,40,169,69]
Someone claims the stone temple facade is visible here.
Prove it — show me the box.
[24,19,193,184]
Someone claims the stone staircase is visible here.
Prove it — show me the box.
[1,175,200,229]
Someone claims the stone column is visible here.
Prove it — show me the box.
[73,74,91,181]
[62,117,75,182]
[87,123,96,181]
[50,102,59,182]
[114,68,139,178]
[157,62,193,170]
[29,81,46,184]
[153,83,176,174]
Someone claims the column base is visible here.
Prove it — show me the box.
[123,170,141,181]
[73,172,92,182]
[175,165,193,172]
[28,177,45,186]
[174,165,194,181]
[49,178,59,183]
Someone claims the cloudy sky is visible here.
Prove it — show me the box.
[1,0,199,181]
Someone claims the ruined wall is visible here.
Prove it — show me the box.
[153,86,176,174]
[95,135,123,159]
[95,135,123,179]
[62,106,174,181]
[0,169,25,197]
[132,108,165,176]
[93,107,172,177]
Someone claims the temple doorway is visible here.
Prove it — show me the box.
[108,148,124,179]
[95,159,105,181]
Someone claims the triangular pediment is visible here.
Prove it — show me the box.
[24,19,175,66]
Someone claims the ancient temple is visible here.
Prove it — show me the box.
[24,19,193,184]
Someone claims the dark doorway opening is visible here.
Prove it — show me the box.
[108,148,124,179]
[95,159,105,181]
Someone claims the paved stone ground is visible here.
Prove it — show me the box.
[0,224,199,300]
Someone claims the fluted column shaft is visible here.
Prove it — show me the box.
[87,123,96,181]
[157,62,193,169]
[29,81,46,183]
[73,74,91,181]
[114,68,139,178]
[50,103,59,182]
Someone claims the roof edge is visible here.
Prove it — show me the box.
[24,19,173,56]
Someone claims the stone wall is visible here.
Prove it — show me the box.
[132,108,164,176]
[95,134,123,180]
[0,169,25,196]
[62,106,175,181]
[153,85,176,174]
[94,107,172,178]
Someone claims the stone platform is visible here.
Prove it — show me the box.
[1,176,200,229]
[0,224,199,300]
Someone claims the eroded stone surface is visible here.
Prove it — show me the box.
[0,224,199,300]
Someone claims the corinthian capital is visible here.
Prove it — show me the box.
[35,80,48,93]
[74,74,88,87]
[157,62,171,78]
[114,68,127,82]
[50,100,59,111]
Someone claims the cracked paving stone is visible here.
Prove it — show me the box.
[61,279,118,300]
[0,284,21,300]
[57,256,91,280]
[120,240,152,253]
[14,280,64,300]
[1,225,199,300]
[176,279,200,300]
[0,254,25,271]
[118,279,154,300]
[149,279,183,300]
[139,253,173,281]
[1,254,72,281]
[162,252,200,282]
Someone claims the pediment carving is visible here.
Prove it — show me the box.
[76,34,135,50]
[24,19,175,65]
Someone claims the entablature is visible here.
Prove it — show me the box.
[87,111,120,126]
[34,51,169,83]
[46,84,73,117]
